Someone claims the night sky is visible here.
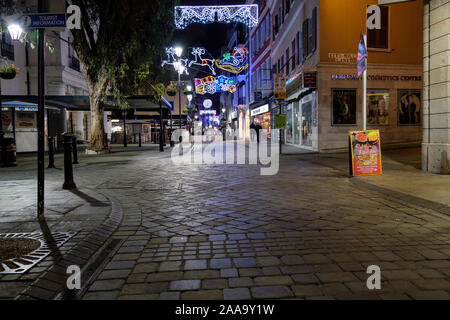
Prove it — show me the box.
[174,0,248,61]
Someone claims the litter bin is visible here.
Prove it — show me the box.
[0,137,17,167]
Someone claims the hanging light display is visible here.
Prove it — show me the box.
[216,46,249,74]
[161,47,189,75]
[188,47,217,75]
[175,5,258,30]
[195,75,236,95]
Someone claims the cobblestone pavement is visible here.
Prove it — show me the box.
[76,143,450,300]
[1,143,449,300]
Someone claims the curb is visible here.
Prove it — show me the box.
[15,194,123,300]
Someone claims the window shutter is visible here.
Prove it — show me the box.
[311,7,317,53]
[302,19,308,58]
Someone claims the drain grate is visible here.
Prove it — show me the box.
[0,232,74,274]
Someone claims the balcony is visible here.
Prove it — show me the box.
[1,42,15,61]
[69,56,81,72]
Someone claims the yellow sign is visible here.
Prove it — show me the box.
[274,73,286,100]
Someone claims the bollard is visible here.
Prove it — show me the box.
[48,136,55,168]
[139,132,142,148]
[62,133,77,190]
[72,136,79,164]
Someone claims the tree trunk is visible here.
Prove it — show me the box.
[87,77,109,152]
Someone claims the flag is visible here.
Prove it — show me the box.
[357,32,367,77]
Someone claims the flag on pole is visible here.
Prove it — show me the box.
[357,32,367,77]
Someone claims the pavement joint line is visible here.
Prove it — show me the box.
[350,179,450,218]
[14,192,124,300]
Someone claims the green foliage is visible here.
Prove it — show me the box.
[69,0,178,108]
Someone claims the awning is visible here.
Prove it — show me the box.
[1,100,59,111]
[1,95,172,112]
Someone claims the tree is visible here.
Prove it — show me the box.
[68,0,177,152]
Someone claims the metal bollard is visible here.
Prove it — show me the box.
[48,136,55,168]
[72,136,79,164]
[62,133,77,190]
[139,132,142,148]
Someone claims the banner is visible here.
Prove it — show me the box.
[357,32,367,77]
[349,130,382,176]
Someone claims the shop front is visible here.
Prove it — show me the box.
[250,103,271,139]
[1,101,60,153]
[317,64,423,152]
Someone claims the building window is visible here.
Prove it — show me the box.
[273,15,279,39]
[302,19,309,58]
[267,14,271,40]
[1,33,14,61]
[280,6,284,25]
[285,0,290,14]
[367,5,389,49]
[291,39,296,71]
[273,63,277,76]
[280,56,284,75]
[277,59,281,74]
[285,48,289,75]
[296,31,301,65]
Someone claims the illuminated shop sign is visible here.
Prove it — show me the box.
[331,74,422,81]
[251,104,269,117]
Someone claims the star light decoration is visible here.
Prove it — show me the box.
[175,5,258,30]
[195,75,236,95]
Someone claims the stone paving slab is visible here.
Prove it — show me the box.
[2,143,449,300]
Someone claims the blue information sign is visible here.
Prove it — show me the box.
[20,13,67,29]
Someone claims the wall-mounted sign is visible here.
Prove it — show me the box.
[274,114,286,129]
[303,72,317,88]
[331,74,422,81]
[328,53,357,63]
[349,130,382,176]
[251,104,269,117]
[274,73,286,100]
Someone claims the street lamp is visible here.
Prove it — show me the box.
[7,24,23,40]
[175,47,183,58]
[174,59,185,133]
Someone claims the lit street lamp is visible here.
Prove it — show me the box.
[7,24,23,40]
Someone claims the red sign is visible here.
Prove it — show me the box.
[349,130,382,176]
[303,72,317,88]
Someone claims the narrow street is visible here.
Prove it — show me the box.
[3,144,447,300]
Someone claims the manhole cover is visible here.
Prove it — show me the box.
[0,233,73,274]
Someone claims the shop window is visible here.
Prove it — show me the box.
[367,5,389,49]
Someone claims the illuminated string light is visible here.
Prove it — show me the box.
[162,47,189,75]
[175,5,258,30]
[195,75,236,95]
[216,46,249,74]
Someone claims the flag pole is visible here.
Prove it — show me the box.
[362,34,367,131]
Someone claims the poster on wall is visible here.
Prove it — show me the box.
[367,90,389,125]
[349,130,383,176]
[398,89,421,125]
[332,89,357,125]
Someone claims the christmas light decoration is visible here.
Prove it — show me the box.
[175,5,258,30]
[216,46,249,74]
[189,47,217,75]
[161,47,189,75]
[195,75,236,95]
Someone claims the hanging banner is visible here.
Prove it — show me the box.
[349,130,382,176]
[357,32,367,77]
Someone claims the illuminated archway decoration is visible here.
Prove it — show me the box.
[216,46,249,74]
[175,5,258,30]
[195,75,236,95]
